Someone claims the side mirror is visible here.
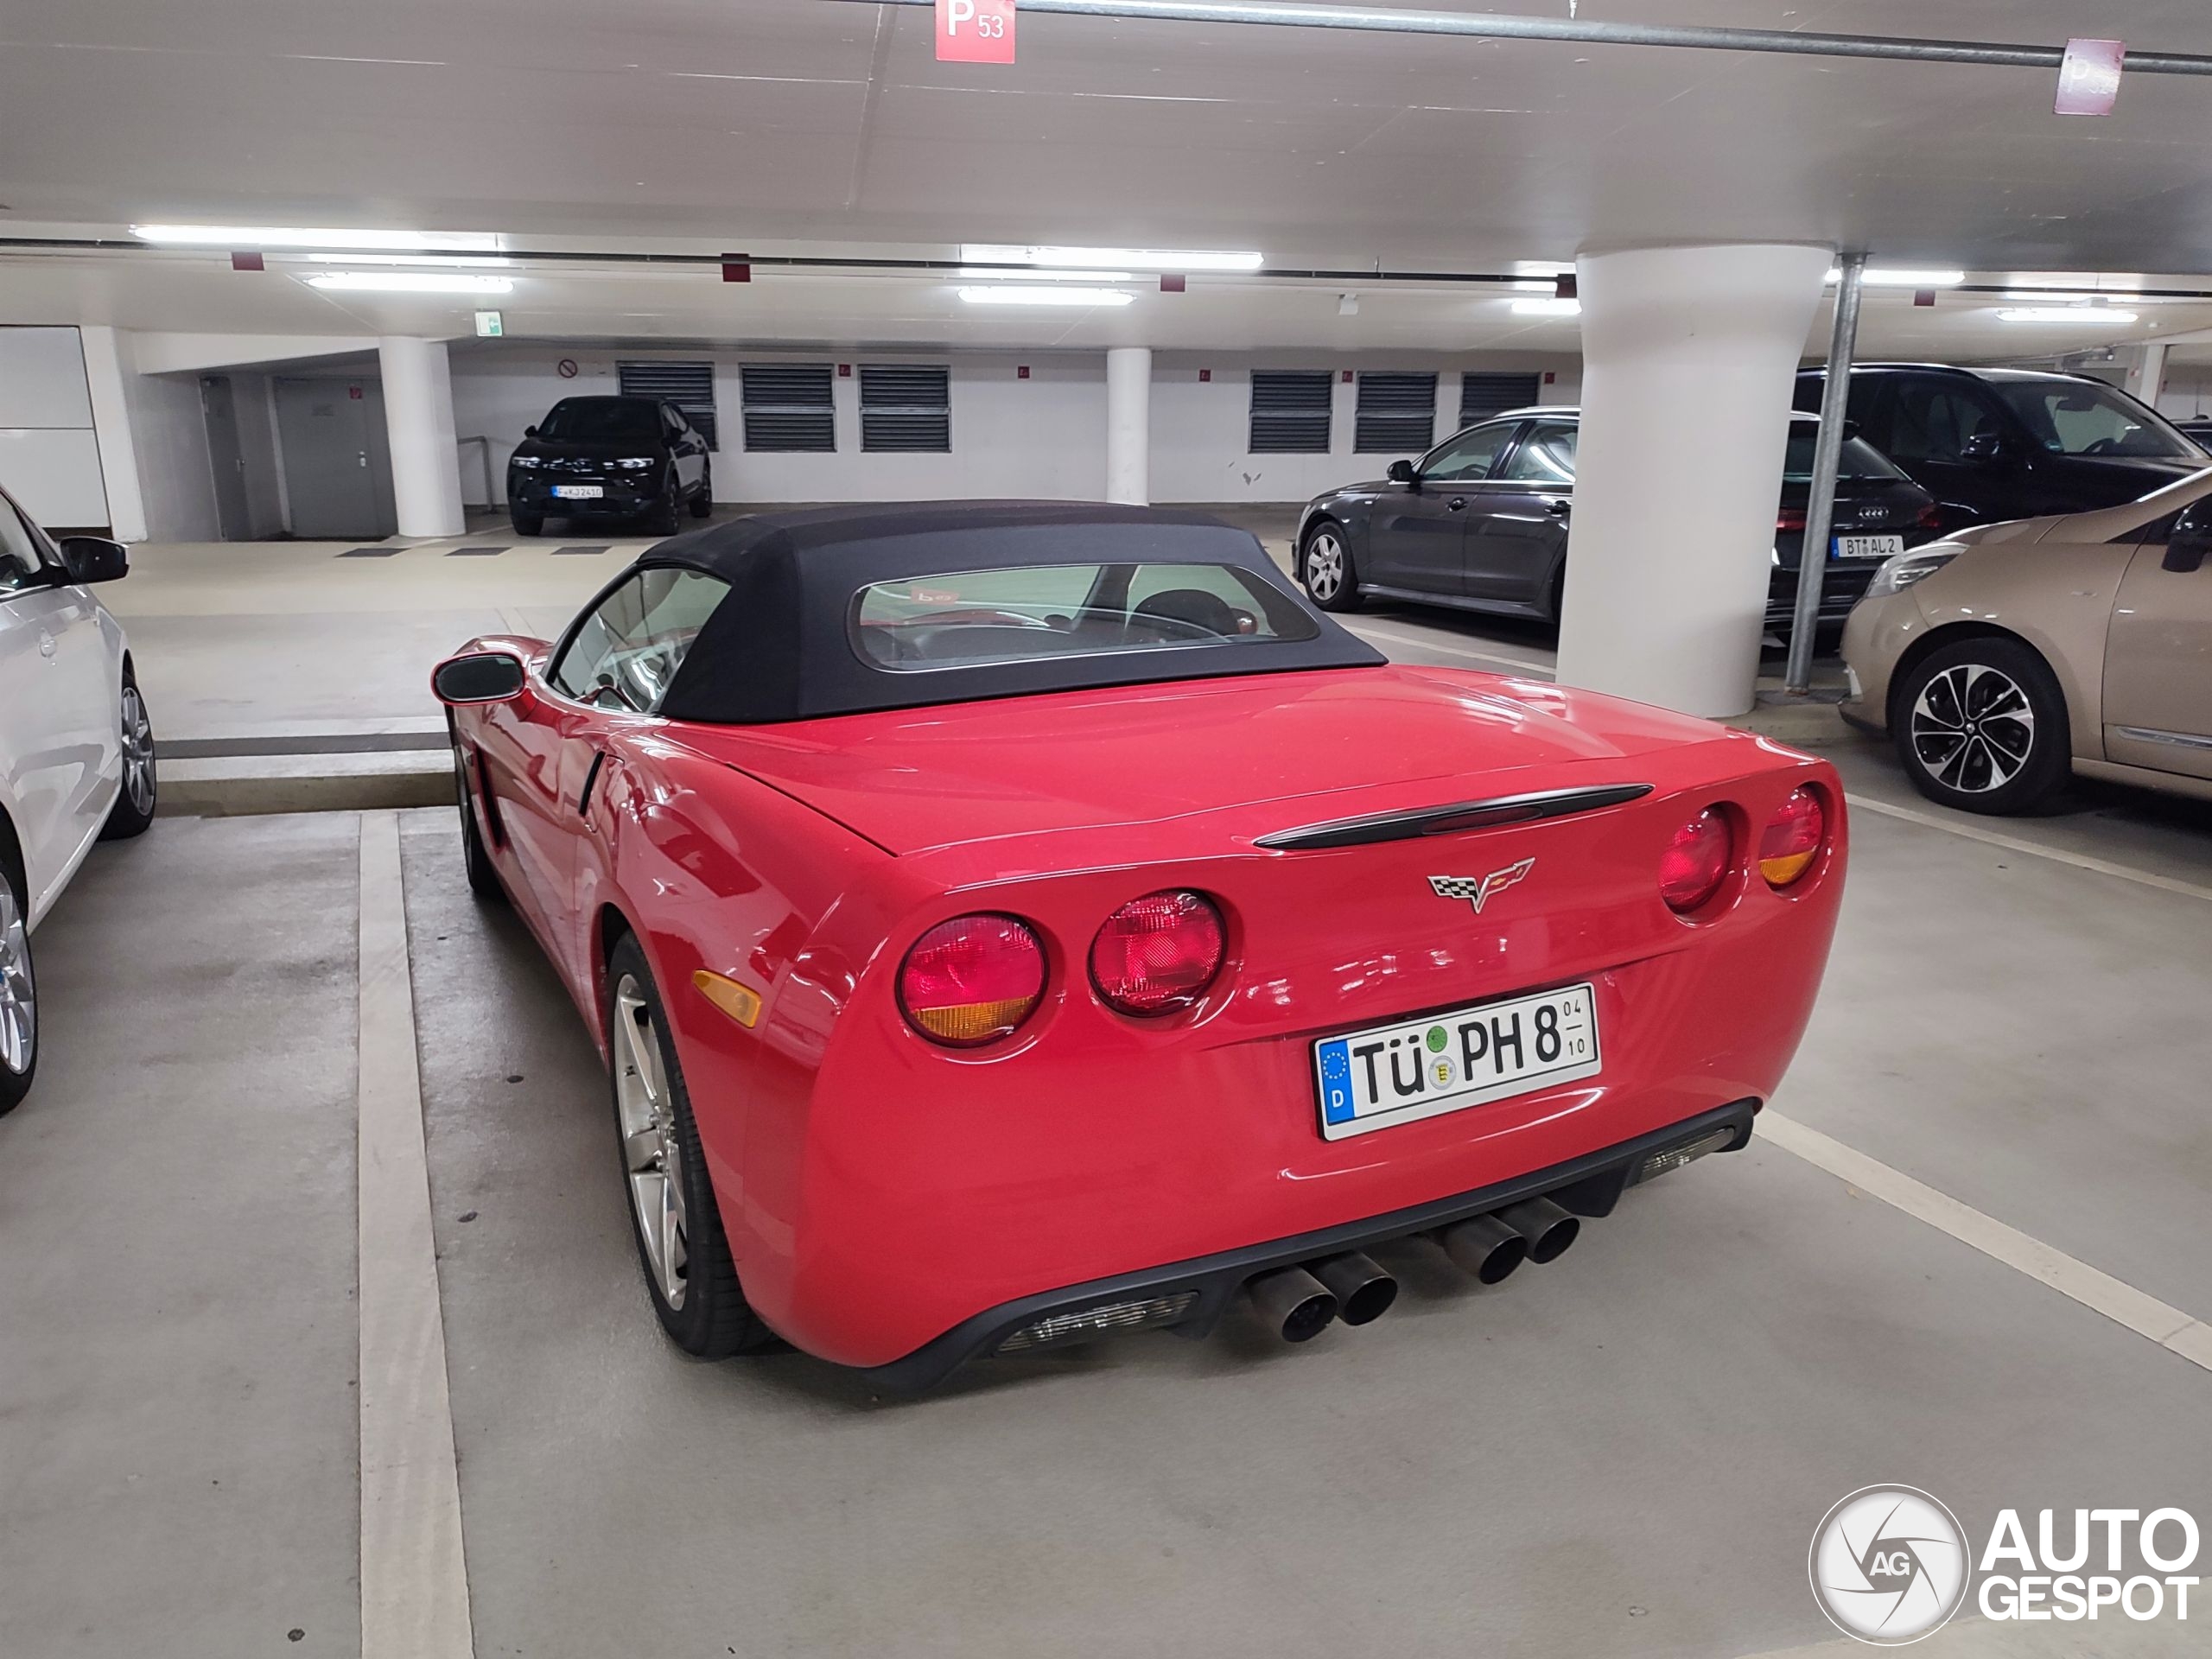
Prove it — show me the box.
[2164,503,2212,573]
[432,652,528,705]
[1960,430,2005,465]
[524,424,539,439]
[1386,459,1418,486]
[56,536,129,584]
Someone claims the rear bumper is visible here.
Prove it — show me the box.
[860,1099,1758,1393]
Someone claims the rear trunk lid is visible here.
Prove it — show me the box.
[672,663,1755,859]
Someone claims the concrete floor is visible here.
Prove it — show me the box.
[5,512,2209,1656]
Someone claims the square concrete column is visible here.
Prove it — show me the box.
[1554,245,1834,718]
[1106,346,1152,505]
[377,336,466,538]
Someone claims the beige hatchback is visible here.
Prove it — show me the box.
[1841,466,2212,815]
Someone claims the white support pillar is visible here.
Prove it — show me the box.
[2127,340,2171,410]
[377,336,465,538]
[77,325,150,543]
[1554,245,1833,718]
[1105,346,1152,505]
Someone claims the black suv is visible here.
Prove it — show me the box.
[1791,365,2204,528]
[506,396,713,537]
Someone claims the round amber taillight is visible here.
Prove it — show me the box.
[898,914,1046,1047]
[1759,787,1826,889]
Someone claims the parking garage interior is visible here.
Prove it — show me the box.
[4,4,2212,1656]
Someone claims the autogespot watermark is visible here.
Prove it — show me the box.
[1809,1487,2202,1645]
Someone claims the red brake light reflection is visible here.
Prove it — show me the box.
[1091,891,1226,1016]
[1660,810,1732,914]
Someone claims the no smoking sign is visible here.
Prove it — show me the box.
[938,0,1015,63]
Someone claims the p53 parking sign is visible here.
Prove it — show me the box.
[938,0,1015,63]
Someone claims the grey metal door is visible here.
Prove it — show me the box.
[200,376,252,541]
[275,378,394,539]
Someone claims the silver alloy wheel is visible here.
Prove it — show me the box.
[119,685,156,817]
[1305,531,1345,602]
[613,973,688,1310]
[0,878,32,1077]
[1910,662,2036,794]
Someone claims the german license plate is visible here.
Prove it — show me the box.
[1313,983,1601,1141]
[552,485,604,499]
[1834,534,1903,561]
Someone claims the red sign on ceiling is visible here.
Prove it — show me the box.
[938,0,1015,64]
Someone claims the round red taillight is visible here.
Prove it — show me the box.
[1090,890,1226,1017]
[1659,809,1733,915]
[898,914,1046,1047]
[1759,787,1826,888]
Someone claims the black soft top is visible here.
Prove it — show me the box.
[641,501,1386,725]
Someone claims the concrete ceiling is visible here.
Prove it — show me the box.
[5,1,2212,355]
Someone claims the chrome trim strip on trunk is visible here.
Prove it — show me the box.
[1255,784,1654,851]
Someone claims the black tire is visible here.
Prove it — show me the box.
[453,747,505,901]
[646,476,682,537]
[1891,635,2070,816]
[1546,566,1567,628]
[1300,521,1363,613]
[605,933,775,1357]
[99,666,156,841]
[510,506,544,537]
[0,851,35,1117]
[688,463,713,519]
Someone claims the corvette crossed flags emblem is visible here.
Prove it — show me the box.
[1429,859,1536,914]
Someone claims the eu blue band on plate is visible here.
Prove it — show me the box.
[1318,1039,1355,1123]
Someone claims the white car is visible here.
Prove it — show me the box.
[0,483,156,1114]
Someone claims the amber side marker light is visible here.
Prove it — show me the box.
[1758,788,1827,888]
[693,970,763,1028]
[899,914,1048,1047]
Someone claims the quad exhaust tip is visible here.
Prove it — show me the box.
[1498,1196,1580,1265]
[1310,1251,1399,1325]
[1247,1265,1338,1343]
[1437,1213,1529,1285]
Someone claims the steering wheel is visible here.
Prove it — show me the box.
[2082,437,2120,456]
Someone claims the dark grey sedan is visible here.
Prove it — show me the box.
[1295,409,1940,634]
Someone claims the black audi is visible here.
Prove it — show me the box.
[506,396,714,537]
[1295,409,1940,636]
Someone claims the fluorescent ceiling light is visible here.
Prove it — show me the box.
[1827,267,1967,288]
[302,252,513,268]
[134,224,499,251]
[963,243,1263,272]
[957,285,1135,307]
[1996,305,2138,324]
[1511,297,1581,316]
[954,267,1134,283]
[306,271,514,294]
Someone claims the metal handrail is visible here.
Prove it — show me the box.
[457,435,496,508]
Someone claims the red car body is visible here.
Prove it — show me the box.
[438,505,1845,1389]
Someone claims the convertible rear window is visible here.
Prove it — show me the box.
[851,562,1321,671]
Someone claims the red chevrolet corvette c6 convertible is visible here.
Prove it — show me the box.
[433,502,1845,1390]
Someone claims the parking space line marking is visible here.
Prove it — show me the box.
[1343,621,1557,675]
[1760,1110,2212,1375]
[357,811,477,1658]
[1846,794,2212,906]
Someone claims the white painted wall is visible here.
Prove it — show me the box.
[122,355,220,543]
[448,346,1110,507]
[0,326,111,529]
[447,345,1578,509]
